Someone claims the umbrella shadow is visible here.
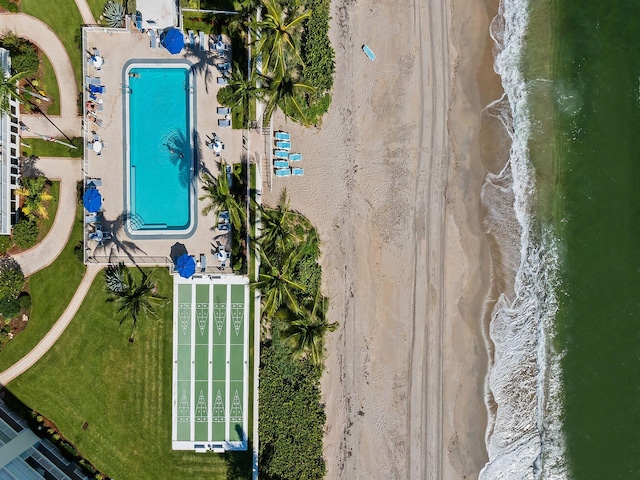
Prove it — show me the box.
[170,242,188,264]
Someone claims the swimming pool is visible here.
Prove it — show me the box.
[124,62,196,237]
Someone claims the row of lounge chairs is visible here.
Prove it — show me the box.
[274,131,304,177]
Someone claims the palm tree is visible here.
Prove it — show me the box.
[262,71,315,125]
[254,249,306,318]
[200,162,246,230]
[217,65,264,123]
[106,267,164,340]
[252,0,311,78]
[15,176,53,220]
[279,290,337,365]
[0,69,27,116]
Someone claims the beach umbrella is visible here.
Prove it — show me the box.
[176,253,196,278]
[170,242,188,264]
[160,28,185,55]
[83,188,102,212]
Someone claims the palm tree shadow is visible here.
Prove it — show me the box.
[193,130,212,179]
[93,212,147,263]
[185,48,223,95]
[20,155,44,178]
[225,428,252,479]
[163,130,195,190]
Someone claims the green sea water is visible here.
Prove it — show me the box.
[545,0,640,477]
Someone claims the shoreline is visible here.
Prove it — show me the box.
[263,0,501,477]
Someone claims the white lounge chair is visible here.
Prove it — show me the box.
[218,119,231,127]
[217,77,228,85]
[149,29,158,49]
[188,30,196,48]
[199,31,206,51]
[217,107,230,115]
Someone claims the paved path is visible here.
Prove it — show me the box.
[74,0,96,25]
[0,264,102,385]
[13,158,82,276]
[0,13,81,137]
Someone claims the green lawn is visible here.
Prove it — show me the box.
[21,0,83,89]
[86,0,108,24]
[21,138,82,158]
[0,205,85,370]
[8,269,232,479]
[37,52,60,116]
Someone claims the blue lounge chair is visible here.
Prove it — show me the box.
[89,84,105,94]
[288,153,302,162]
[275,131,290,141]
[291,168,304,176]
[217,62,231,72]
[199,31,206,51]
[218,119,231,127]
[274,150,289,159]
[188,30,196,48]
[220,210,230,219]
[219,223,231,231]
[135,11,143,31]
[362,44,376,61]
[275,168,291,177]
[276,141,291,150]
[274,160,289,168]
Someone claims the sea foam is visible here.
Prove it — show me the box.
[478,0,569,478]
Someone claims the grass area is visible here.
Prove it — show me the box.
[36,180,59,243]
[21,0,83,89]
[8,268,234,479]
[21,138,83,158]
[86,0,108,24]
[183,11,216,34]
[37,52,60,116]
[0,204,85,370]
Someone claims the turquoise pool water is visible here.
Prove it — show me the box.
[125,64,195,236]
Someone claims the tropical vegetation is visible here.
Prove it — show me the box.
[15,176,53,220]
[215,0,335,126]
[0,67,26,115]
[102,1,126,28]
[105,265,165,340]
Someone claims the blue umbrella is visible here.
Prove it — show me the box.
[160,28,185,55]
[83,188,102,212]
[176,253,196,278]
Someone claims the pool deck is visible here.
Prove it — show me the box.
[82,25,245,270]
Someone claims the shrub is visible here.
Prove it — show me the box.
[7,2,17,13]
[0,257,24,300]
[12,219,38,249]
[0,235,12,254]
[73,241,85,264]
[103,1,126,28]
[0,33,39,76]
[18,292,31,311]
[0,296,20,319]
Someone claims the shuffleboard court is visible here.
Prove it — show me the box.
[172,275,249,452]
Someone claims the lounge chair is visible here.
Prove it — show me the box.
[217,62,231,72]
[274,150,289,159]
[85,76,101,85]
[218,223,231,231]
[217,107,231,115]
[200,254,207,272]
[199,31,206,51]
[362,44,376,61]
[275,168,291,177]
[149,29,158,49]
[220,210,230,219]
[274,160,289,168]
[135,11,143,31]
[288,153,303,161]
[218,119,231,127]
[85,214,100,224]
[86,178,102,187]
[188,30,196,48]
[291,167,304,176]
[217,77,228,85]
[89,84,105,94]
[275,131,290,141]
[276,141,291,150]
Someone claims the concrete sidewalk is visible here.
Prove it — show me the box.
[74,0,96,25]
[0,264,102,385]
[0,13,81,138]
[13,158,82,276]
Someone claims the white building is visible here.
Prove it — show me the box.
[0,48,21,235]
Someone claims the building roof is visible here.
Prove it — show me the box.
[137,0,178,30]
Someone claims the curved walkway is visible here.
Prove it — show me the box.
[0,264,102,385]
[74,0,96,25]
[13,158,82,276]
[0,13,80,137]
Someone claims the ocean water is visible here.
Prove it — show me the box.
[479,0,640,478]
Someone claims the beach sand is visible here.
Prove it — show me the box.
[264,0,500,477]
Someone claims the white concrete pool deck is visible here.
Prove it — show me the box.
[83,26,245,268]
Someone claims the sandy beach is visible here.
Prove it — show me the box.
[264,0,501,477]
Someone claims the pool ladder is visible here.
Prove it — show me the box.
[121,84,132,94]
